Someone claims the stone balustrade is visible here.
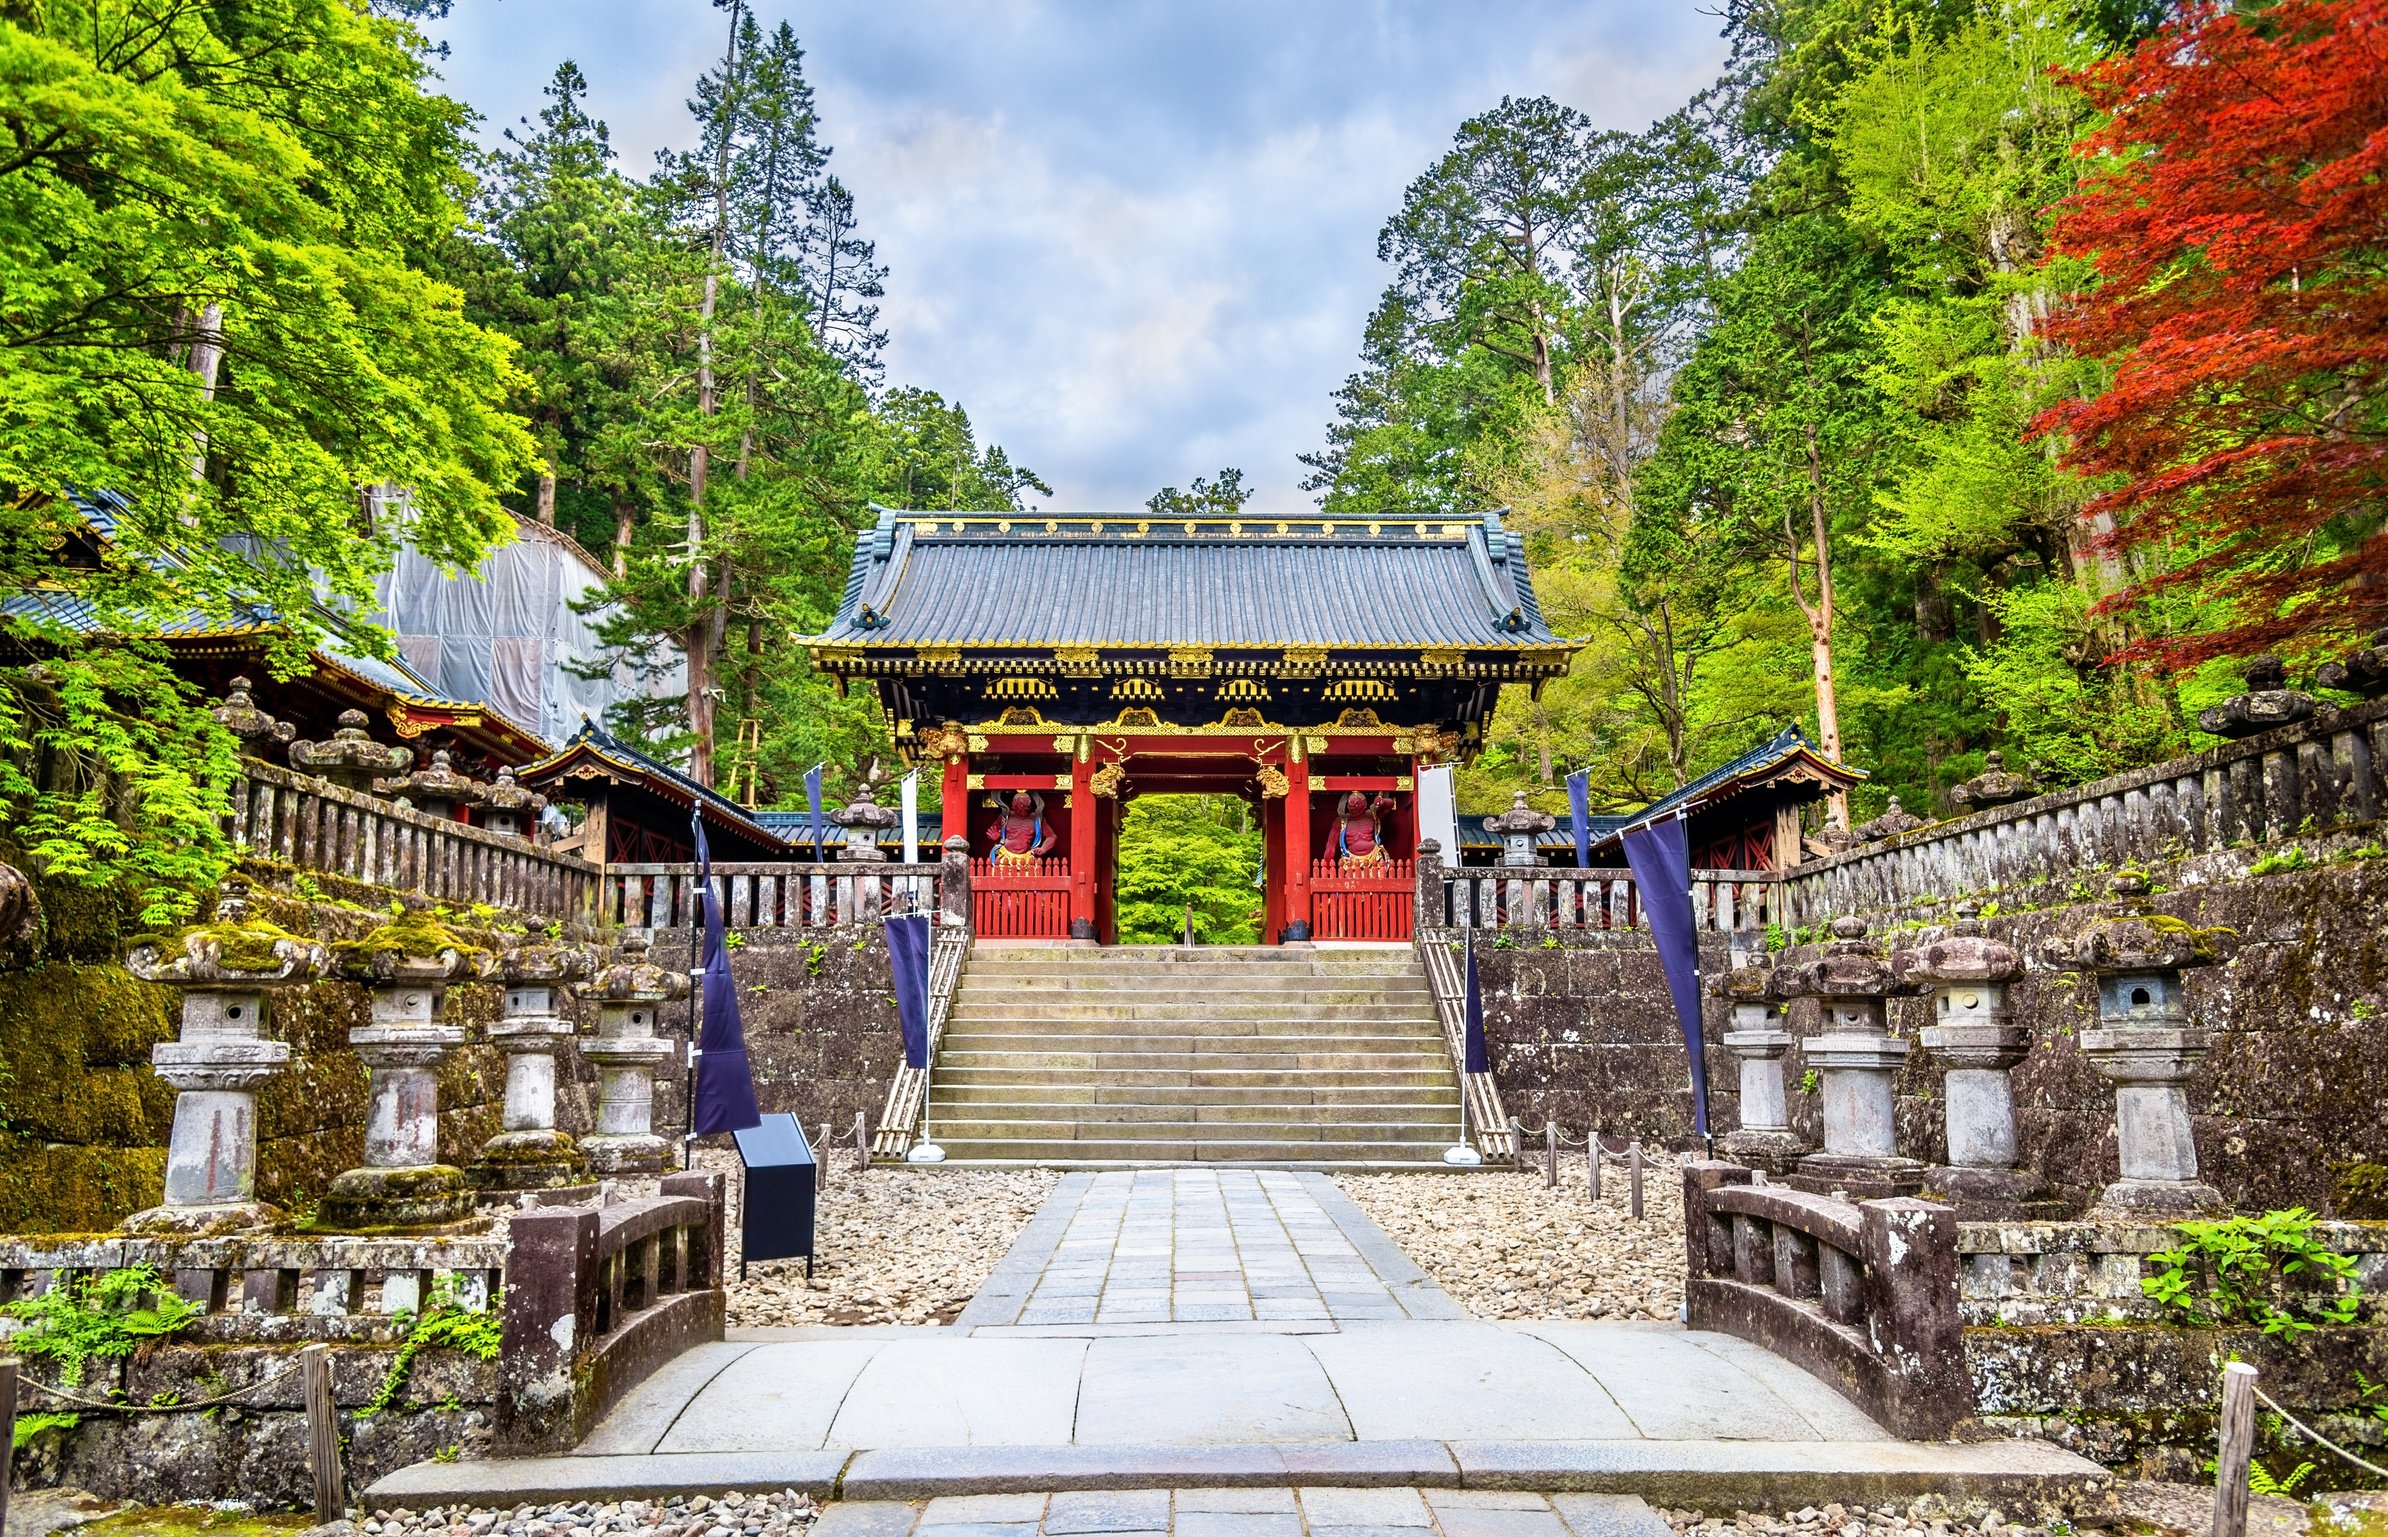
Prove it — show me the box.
[230,758,595,919]
[1414,843,1779,935]
[1955,1218,2388,1327]
[602,860,947,931]
[1781,693,2388,924]
[1683,1160,1968,1439]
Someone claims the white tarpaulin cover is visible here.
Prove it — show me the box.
[370,518,683,748]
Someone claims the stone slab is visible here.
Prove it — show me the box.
[838,1442,1459,1500]
[576,1341,760,1456]
[1445,1437,2115,1504]
[1295,1489,1432,1528]
[1302,1324,1639,1442]
[1045,1490,1174,1533]
[655,1338,890,1454]
[1657,1332,1893,1442]
[1175,1489,1299,1513]
[364,1450,854,1504]
[1076,1335,1351,1445]
[1548,1495,1675,1537]
[829,1337,1092,1447]
[923,1495,1052,1525]
[812,1504,924,1537]
[1510,1325,1842,1442]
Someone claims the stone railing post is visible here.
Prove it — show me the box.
[938,834,972,928]
[122,878,327,1233]
[1414,838,1446,934]
[1713,958,1805,1174]
[1896,902,2049,1217]
[661,1168,727,1288]
[583,932,688,1175]
[470,939,597,1195]
[1857,1196,1968,1437]
[1680,1159,1753,1288]
[496,1203,599,1453]
[321,903,493,1228]
[2047,873,2225,1217]
[1776,916,1925,1199]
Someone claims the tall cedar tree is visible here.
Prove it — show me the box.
[2037,0,2388,663]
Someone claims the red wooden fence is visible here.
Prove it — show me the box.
[970,856,1072,940]
[1308,856,1414,942]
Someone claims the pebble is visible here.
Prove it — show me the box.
[696,1151,1058,1328]
[1335,1151,1688,1321]
[367,1493,814,1537]
[1658,1497,2048,1537]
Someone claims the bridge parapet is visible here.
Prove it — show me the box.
[1682,1159,1968,1439]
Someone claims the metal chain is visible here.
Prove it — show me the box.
[16,1359,305,1413]
[2253,1386,2388,1480]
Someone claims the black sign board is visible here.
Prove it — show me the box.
[731,1112,817,1279]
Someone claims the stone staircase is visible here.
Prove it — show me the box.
[924,945,1464,1164]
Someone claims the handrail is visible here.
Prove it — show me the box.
[1782,694,2388,923]
[1415,933,1517,1161]
[232,758,596,921]
[873,925,973,1156]
[603,859,946,930]
[1428,864,1779,934]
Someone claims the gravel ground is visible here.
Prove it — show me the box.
[1657,1499,2048,1537]
[1335,1147,1686,1321]
[355,1492,816,1537]
[698,1152,1058,1328]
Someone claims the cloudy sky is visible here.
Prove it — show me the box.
[425,3,1731,511]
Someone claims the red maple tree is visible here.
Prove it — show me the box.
[2035,0,2388,666]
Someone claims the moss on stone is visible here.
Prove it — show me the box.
[329,910,487,969]
[0,1136,166,1232]
[0,968,175,1142]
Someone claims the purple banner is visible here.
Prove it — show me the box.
[1620,814,1710,1139]
[690,813,762,1137]
[1462,928,1489,1074]
[888,912,932,1070]
[1567,769,1592,868]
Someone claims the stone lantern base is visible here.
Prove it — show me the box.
[319,1164,474,1229]
[1924,1164,2066,1220]
[121,1200,284,1237]
[1788,1151,1927,1201]
[469,1130,593,1195]
[2088,1176,2225,1220]
[1718,1128,1809,1175]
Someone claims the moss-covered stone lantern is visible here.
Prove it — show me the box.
[583,932,687,1175]
[468,938,596,1195]
[123,878,327,1234]
[1774,915,1925,1198]
[1896,902,2050,1217]
[1712,956,1806,1174]
[319,902,493,1228]
[289,708,413,794]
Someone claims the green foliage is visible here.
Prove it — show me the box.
[359,1278,502,1419]
[13,1409,79,1449]
[1113,796,1262,945]
[2141,1209,2360,1337]
[2249,848,2311,878]
[2247,1460,2317,1498]
[0,1264,202,1387]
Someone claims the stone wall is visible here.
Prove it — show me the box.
[645,923,902,1149]
[1469,845,2388,1218]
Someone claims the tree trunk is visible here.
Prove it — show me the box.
[612,499,632,579]
[685,0,744,788]
[186,301,223,489]
[536,474,556,527]
[1800,421,1848,829]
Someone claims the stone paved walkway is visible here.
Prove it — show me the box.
[815,1487,1674,1537]
[957,1170,1459,1328]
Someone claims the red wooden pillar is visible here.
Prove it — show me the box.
[1069,753,1097,941]
[1285,751,1313,941]
[1262,792,1286,944]
[940,754,970,855]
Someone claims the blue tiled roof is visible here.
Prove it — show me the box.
[530,719,791,849]
[815,507,1561,650]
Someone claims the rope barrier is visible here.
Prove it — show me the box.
[2253,1386,2388,1481]
[16,1359,305,1413]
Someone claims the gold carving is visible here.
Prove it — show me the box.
[1255,764,1290,798]
[1111,678,1164,700]
[1283,647,1328,666]
[812,646,863,665]
[1218,707,1268,729]
[1090,761,1127,798]
[1305,735,1327,753]
[966,773,986,790]
[1053,734,1078,755]
[1332,707,1387,730]
[1167,646,1213,677]
[1397,775,1414,791]
[966,732,990,751]
[1221,678,1270,700]
[917,645,961,666]
[1419,648,1464,669]
[1325,678,1394,701]
[1112,706,1161,727]
[919,722,970,758]
[992,676,1057,699]
[1054,644,1100,668]
[1408,723,1462,764]
[996,705,1044,726]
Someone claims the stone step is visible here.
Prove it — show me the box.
[924,1118,1460,1145]
[931,1080,1464,1107]
[929,1135,1455,1161]
[932,1065,1458,1090]
[962,959,1422,979]
[934,1048,1451,1072]
[921,1102,1461,1126]
[936,1032,1445,1055]
[941,1015,1443,1039]
[949,985,1431,1006]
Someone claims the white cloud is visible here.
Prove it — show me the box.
[426,1,1731,511]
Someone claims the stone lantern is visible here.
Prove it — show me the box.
[481,766,547,843]
[2198,655,2318,738]
[1712,956,1806,1174]
[1853,796,1925,844]
[1896,902,2049,1217]
[831,778,899,863]
[583,932,687,1176]
[319,903,493,1228]
[1484,789,1554,868]
[373,748,492,823]
[289,708,413,794]
[1775,916,1925,1199]
[2045,874,2226,1217]
[468,939,596,1195]
[1949,752,2038,814]
[2316,627,2388,698]
[212,678,295,759]
[122,879,326,1233]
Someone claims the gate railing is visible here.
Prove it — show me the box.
[970,854,1071,940]
[1420,854,1779,935]
[602,861,943,930]
[874,925,974,1156]
[1308,855,1414,942]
